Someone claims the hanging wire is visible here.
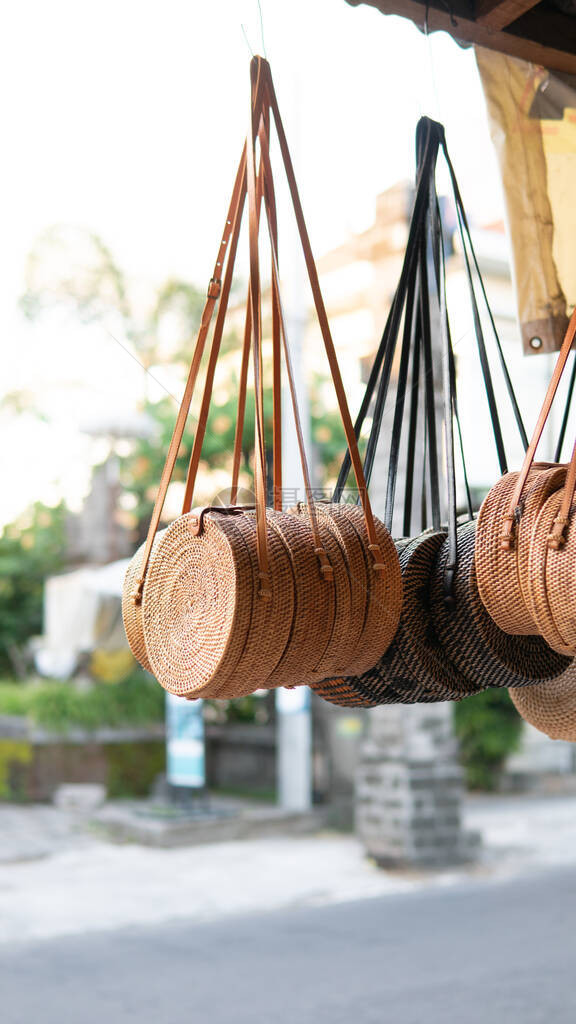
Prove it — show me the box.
[423,4,442,123]
[241,23,255,57]
[258,0,268,58]
[241,2,267,59]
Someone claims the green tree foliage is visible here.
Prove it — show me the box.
[0,671,164,732]
[453,689,523,791]
[0,503,66,677]
[0,675,273,731]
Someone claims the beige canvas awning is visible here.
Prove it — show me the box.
[476,46,576,353]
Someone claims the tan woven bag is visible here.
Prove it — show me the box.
[122,529,167,673]
[475,308,576,642]
[122,57,402,699]
[475,464,566,635]
[293,502,402,678]
[509,661,576,741]
[525,454,576,656]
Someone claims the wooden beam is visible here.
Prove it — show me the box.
[475,0,541,31]
[346,0,576,74]
[507,7,576,54]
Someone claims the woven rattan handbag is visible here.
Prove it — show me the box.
[122,57,402,700]
[313,117,568,709]
[475,307,576,654]
[509,662,576,741]
[475,464,566,635]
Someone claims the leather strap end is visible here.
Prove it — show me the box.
[314,547,333,580]
[548,516,570,550]
[131,581,144,606]
[500,514,515,551]
[207,277,221,299]
[258,570,271,599]
[368,543,386,572]
[443,564,456,609]
[188,514,201,536]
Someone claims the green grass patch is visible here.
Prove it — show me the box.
[0,672,165,733]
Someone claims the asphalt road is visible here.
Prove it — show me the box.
[2,867,576,1024]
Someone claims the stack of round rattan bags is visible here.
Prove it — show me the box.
[122,77,576,737]
[312,519,572,709]
[123,503,402,700]
[474,307,576,741]
[310,116,574,714]
[122,57,403,701]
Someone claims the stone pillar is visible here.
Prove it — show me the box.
[356,703,476,868]
[354,255,476,869]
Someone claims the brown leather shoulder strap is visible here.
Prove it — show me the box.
[501,306,576,550]
[132,148,247,604]
[260,59,385,572]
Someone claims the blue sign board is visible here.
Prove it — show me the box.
[166,693,206,788]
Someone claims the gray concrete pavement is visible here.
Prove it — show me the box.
[2,866,576,1024]
[2,793,576,944]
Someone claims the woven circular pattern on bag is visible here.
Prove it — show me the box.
[291,504,355,678]
[509,661,576,740]
[122,529,167,673]
[526,490,576,656]
[311,676,378,708]
[371,530,469,704]
[435,519,570,688]
[475,466,554,636]
[330,503,403,674]
[544,496,576,655]
[210,511,295,698]
[312,505,372,668]
[515,466,567,627]
[141,512,256,697]
[264,509,336,687]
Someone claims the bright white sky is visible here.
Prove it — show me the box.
[0,0,505,525]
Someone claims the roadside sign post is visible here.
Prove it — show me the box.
[165,694,206,803]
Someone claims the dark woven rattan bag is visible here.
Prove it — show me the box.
[429,520,569,691]
[313,116,536,709]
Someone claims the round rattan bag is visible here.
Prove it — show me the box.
[526,489,576,656]
[509,661,576,740]
[290,502,402,688]
[140,508,290,699]
[313,530,468,708]
[333,503,403,675]
[432,519,570,691]
[206,509,296,699]
[264,508,336,687]
[475,464,562,636]
[122,528,167,673]
[294,504,366,677]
